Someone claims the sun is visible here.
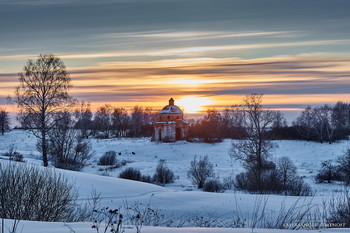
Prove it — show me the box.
[176,96,213,114]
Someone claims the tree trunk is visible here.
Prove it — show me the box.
[42,130,48,167]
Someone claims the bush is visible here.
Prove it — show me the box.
[337,149,350,185]
[11,152,24,162]
[203,179,225,193]
[234,168,282,194]
[119,168,142,181]
[234,157,312,196]
[48,129,92,171]
[0,162,79,221]
[285,176,312,196]
[119,168,152,184]
[316,160,342,183]
[315,149,350,185]
[3,146,24,162]
[98,151,117,165]
[152,160,175,185]
[277,157,296,190]
[141,175,152,183]
[234,172,249,190]
[223,175,235,190]
[187,156,215,188]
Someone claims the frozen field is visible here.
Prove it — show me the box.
[0,129,349,233]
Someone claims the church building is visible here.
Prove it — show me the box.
[153,98,188,142]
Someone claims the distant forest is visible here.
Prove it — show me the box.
[2,100,350,144]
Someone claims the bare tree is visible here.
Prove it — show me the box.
[187,156,215,188]
[231,94,277,192]
[48,111,92,170]
[202,108,222,141]
[94,104,113,138]
[272,111,287,129]
[332,101,350,139]
[337,148,350,185]
[316,160,340,183]
[295,105,336,143]
[142,107,156,136]
[0,108,10,135]
[74,101,93,139]
[294,106,314,141]
[222,105,246,139]
[130,106,144,137]
[313,105,335,143]
[152,159,175,185]
[111,107,130,137]
[13,54,74,167]
[332,102,350,127]
[276,157,297,194]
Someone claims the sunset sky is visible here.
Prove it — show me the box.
[1,0,350,121]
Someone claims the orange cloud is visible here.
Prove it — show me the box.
[3,54,350,115]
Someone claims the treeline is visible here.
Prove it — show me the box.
[293,102,350,143]
[188,101,350,143]
[17,102,156,139]
[189,106,287,142]
[5,100,350,144]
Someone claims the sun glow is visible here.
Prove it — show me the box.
[176,96,213,114]
[155,78,229,86]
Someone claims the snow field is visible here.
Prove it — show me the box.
[1,130,349,232]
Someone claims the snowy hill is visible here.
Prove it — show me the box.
[0,129,349,232]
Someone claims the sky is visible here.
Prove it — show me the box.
[1,0,350,121]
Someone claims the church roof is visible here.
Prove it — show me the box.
[160,105,183,114]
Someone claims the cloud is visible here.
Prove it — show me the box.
[0,0,133,6]
[66,55,350,106]
[94,30,298,41]
[1,39,349,62]
[3,53,350,111]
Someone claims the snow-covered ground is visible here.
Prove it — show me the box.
[3,219,350,233]
[0,129,349,233]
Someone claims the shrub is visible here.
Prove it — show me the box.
[98,151,117,165]
[48,129,92,171]
[223,175,235,190]
[152,160,175,185]
[119,168,142,181]
[120,160,129,166]
[3,146,24,162]
[11,152,24,162]
[0,162,78,221]
[187,156,215,188]
[234,168,282,194]
[337,149,350,185]
[315,149,350,185]
[277,157,296,190]
[285,176,312,196]
[234,157,312,196]
[234,172,249,190]
[316,160,342,183]
[141,175,152,183]
[203,179,225,193]
[119,168,152,184]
